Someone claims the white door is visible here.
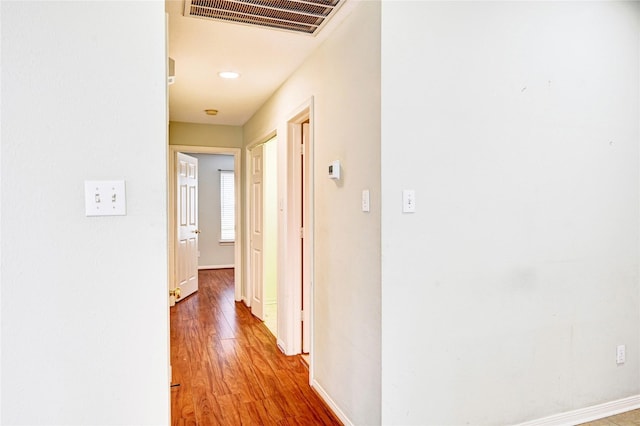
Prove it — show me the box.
[250,144,265,320]
[176,152,199,301]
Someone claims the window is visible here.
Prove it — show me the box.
[219,170,235,242]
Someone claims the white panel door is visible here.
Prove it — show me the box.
[250,144,265,320]
[176,152,199,301]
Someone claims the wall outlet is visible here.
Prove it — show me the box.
[617,344,626,365]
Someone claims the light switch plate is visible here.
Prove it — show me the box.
[362,189,370,212]
[403,189,416,213]
[85,180,126,216]
[617,344,626,365]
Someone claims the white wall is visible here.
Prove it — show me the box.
[381,2,640,424]
[243,1,381,424]
[169,121,243,149]
[1,2,168,424]
[191,154,235,268]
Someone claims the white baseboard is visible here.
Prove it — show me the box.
[516,395,640,426]
[198,264,234,270]
[311,379,353,426]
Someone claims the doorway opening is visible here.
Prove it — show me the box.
[168,145,242,305]
[190,153,236,270]
[281,98,313,364]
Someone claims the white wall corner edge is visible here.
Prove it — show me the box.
[311,379,354,426]
[515,395,640,426]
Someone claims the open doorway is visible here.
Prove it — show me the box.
[280,99,313,362]
[190,153,236,271]
[168,145,242,305]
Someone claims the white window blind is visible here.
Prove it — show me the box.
[220,170,235,242]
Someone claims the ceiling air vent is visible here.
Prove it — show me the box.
[184,0,343,35]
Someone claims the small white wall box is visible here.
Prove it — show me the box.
[328,160,341,180]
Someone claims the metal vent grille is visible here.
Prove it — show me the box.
[184,0,342,35]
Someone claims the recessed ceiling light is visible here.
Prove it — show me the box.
[218,71,240,79]
[205,109,218,116]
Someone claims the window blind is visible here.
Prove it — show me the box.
[220,170,235,241]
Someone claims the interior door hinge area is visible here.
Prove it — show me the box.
[300,227,304,239]
[300,310,304,322]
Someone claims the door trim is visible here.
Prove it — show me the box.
[168,145,243,303]
[281,97,314,361]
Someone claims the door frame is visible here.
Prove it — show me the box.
[281,98,314,360]
[168,145,242,304]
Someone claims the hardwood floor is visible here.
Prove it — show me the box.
[580,409,640,426]
[170,268,342,425]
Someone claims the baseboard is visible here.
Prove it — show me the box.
[311,379,353,426]
[516,395,640,426]
[198,264,234,270]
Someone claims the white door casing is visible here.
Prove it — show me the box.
[250,144,265,319]
[301,122,311,354]
[176,152,199,300]
[279,99,314,357]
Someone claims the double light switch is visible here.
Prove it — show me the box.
[84,180,126,216]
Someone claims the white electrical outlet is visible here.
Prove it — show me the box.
[617,344,626,365]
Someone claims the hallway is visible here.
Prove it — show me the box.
[170,269,341,425]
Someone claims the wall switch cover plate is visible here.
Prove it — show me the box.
[403,189,416,213]
[362,189,370,212]
[85,180,126,216]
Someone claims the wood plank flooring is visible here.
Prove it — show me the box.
[581,409,640,426]
[170,268,342,426]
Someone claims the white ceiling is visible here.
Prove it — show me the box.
[166,0,355,126]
